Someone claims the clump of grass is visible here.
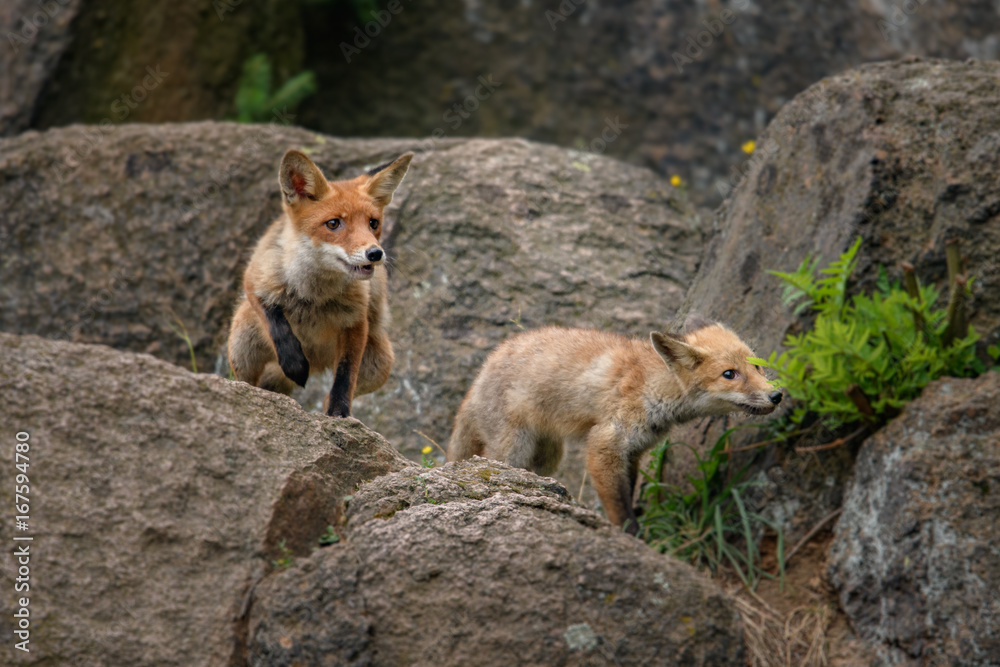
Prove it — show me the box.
[164,309,197,373]
[638,428,784,589]
[271,539,294,570]
[732,589,831,667]
[318,526,340,546]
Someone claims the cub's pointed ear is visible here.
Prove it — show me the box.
[651,331,704,370]
[279,150,330,204]
[365,152,413,208]
[683,313,717,334]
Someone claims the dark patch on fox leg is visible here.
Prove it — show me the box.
[620,474,640,536]
[327,357,353,418]
[263,304,309,387]
[622,452,645,536]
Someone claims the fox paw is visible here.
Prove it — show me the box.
[279,354,310,388]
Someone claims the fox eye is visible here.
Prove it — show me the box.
[369,218,380,230]
[722,369,737,380]
[325,218,342,231]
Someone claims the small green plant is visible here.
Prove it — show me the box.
[639,429,784,589]
[414,431,447,468]
[318,526,340,546]
[165,310,198,373]
[751,237,985,428]
[420,445,436,468]
[271,539,294,570]
[233,53,317,123]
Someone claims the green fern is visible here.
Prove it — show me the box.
[234,53,317,123]
[752,237,984,428]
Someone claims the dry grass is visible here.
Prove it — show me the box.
[733,586,832,667]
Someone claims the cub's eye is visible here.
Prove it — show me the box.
[722,369,737,380]
[369,218,380,230]
[325,219,342,231]
[755,365,763,374]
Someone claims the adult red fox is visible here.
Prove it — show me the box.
[447,317,782,533]
[228,150,412,417]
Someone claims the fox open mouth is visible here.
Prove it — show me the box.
[342,261,375,279]
[738,403,777,416]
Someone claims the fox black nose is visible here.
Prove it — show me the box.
[366,247,383,263]
[768,391,783,405]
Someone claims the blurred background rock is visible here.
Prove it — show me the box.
[5,0,1000,206]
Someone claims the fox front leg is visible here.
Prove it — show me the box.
[263,303,310,387]
[586,425,642,536]
[326,323,368,418]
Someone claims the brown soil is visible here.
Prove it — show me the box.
[717,532,878,666]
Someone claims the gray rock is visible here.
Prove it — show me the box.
[682,58,1000,356]
[295,0,1000,205]
[12,2,1000,204]
[0,122,704,508]
[0,0,82,136]
[828,371,1000,664]
[670,57,1000,543]
[248,457,746,666]
[0,332,410,666]
[2,0,305,136]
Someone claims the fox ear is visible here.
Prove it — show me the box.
[365,152,413,208]
[683,313,717,334]
[651,332,704,370]
[279,150,330,203]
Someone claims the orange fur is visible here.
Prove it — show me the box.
[447,318,781,533]
[228,150,412,417]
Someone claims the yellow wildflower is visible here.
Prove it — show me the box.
[741,140,756,154]
[421,445,433,455]
[670,175,682,187]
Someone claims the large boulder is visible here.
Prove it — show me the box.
[296,0,1000,205]
[670,57,1000,542]
[13,2,1000,203]
[0,332,410,666]
[681,57,1000,354]
[0,333,743,665]
[0,0,83,136]
[0,122,703,499]
[828,371,1000,664]
[248,457,745,666]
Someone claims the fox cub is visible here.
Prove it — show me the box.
[447,316,781,533]
[228,149,413,417]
